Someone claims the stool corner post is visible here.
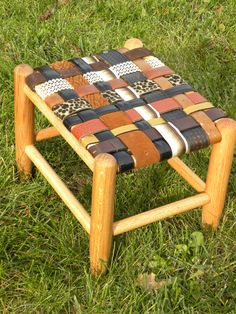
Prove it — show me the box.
[124,38,143,50]
[202,117,236,229]
[89,153,117,277]
[14,64,35,177]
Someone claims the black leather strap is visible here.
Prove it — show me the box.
[142,85,194,103]
[182,127,209,152]
[58,89,78,101]
[70,58,93,73]
[161,109,187,122]
[95,130,116,141]
[63,114,83,130]
[95,104,119,116]
[115,98,145,111]
[35,65,61,80]
[153,139,172,160]
[98,50,129,65]
[77,109,99,122]
[112,151,134,172]
[122,71,146,85]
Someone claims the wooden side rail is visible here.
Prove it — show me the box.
[35,127,60,141]
[113,193,210,235]
[167,157,206,192]
[25,145,91,234]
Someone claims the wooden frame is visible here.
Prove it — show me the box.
[14,39,236,276]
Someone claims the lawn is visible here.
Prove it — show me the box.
[0,0,236,312]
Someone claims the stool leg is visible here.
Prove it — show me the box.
[202,118,236,229]
[90,153,117,276]
[14,64,35,176]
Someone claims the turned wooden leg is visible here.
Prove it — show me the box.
[14,64,35,176]
[202,118,236,229]
[90,153,117,276]
[124,38,143,50]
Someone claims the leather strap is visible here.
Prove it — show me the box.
[150,98,181,113]
[100,111,132,129]
[72,119,108,140]
[173,94,195,109]
[58,89,78,101]
[171,116,200,132]
[95,104,119,116]
[95,130,115,141]
[70,58,93,73]
[144,66,175,79]
[91,60,109,71]
[26,72,46,90]
[185,92,207,104]
[144,128,162,141]
[204,107,227,121]
[134,105,157,120]
[97,50,129,65]
[141,85,194,103]
[122,71,147,85]
[35,65,62,80]
[118,130,160,168]
[184,102,214,115]
[45,94,65,108]
[153,123,185,156]
[182,127,209,152]
[161,109,187,122]
[148,117,166,127]
[88,138,127,156]
[112,151,134,172]
[125,109,143,122]
[58,67,82,78]
[153,139,172,160]
[63,114,83,130]
[77,109,99,121]
[111,124,138,136]
[115,98,145,111]
[75,84,99,96]
[108,78,128,89]
[80,134,99,148]
[124,47,154,60]
[191,111,222,144]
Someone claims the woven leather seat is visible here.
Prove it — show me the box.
[25,45,227,172]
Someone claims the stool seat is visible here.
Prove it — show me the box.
[25,45,227,172]
[14,38,236,276]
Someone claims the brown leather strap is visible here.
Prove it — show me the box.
[91,60,109,71]
[45,93,65,108]
[100,111,132,129]
[144,66,175,79]
[154,77,173,90]
[118,130,160,168]
[25,72,46,90]
[173,94,195,109]
[191,111,222,144]
[75,84,98,96]
[108,78,128,89]
[88,138,126,156]
[124,47,154,60]
[58,67,82,78]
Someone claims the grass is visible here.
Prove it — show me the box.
[0,0,236,312]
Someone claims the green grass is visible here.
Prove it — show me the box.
[0,0,236,312]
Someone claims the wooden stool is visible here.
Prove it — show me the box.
[14,38,236,276]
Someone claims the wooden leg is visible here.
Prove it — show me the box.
[14,64,35,176]
[90,154,117,276]
[202,118,236,229]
